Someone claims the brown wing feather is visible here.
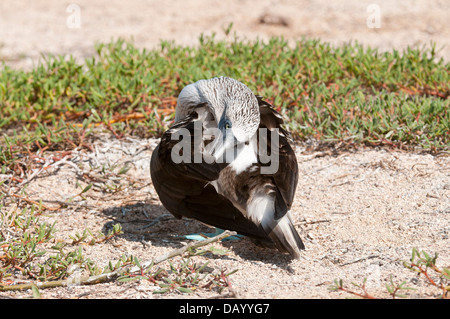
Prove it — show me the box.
[150,111,271,242]
[256,96,299,216]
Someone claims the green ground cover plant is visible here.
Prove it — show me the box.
[1,35,448,176]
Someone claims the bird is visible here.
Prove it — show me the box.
[150,76,304,258]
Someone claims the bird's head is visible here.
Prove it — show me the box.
[176,77,260,161]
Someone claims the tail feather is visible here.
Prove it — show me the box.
[266,215,305,259]
[248,195,304,259]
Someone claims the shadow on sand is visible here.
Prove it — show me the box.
[100,201,296,271]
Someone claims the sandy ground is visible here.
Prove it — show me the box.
[1,136,449,299]
[0,0,449,299]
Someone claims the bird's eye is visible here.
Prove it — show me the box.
[224,121,232,129]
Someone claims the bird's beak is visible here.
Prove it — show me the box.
[211,141,226,161]
[206,128,235,162]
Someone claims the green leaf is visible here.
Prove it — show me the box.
[117,276,144,282]
[133,256,141,269]
[208,247,229,256]
[177,287,193,294]
[153,288,170,294]
[117,165,131,175]
[31,285,41,299]
[81,183,93,194]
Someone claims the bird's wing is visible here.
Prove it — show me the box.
[256,96,299,218]
[150,110,271,242]
[183,184,271,241]
[157,111,223,181]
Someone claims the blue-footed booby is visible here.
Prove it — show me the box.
[150,77,304,258]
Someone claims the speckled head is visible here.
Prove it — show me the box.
[175,77,260,143]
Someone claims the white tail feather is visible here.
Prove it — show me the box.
[247,196,304,258]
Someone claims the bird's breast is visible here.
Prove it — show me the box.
[216,151,274,218]
[229,142,258,175]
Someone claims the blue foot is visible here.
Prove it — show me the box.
[182,228,244,241]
